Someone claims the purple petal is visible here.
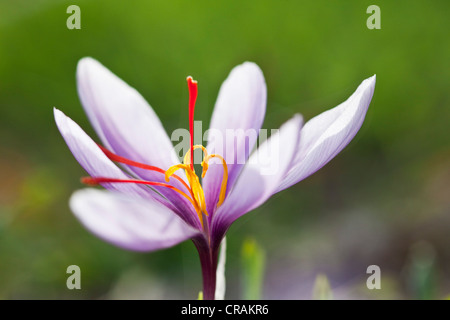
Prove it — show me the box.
[76,57,184,183]
[203,62,267,215]
[70,189,199,252]
[77,58,193,215]
[211,114,302,239]
[277,75,376,192]
[54,108,201,229]
[54,108,151,199]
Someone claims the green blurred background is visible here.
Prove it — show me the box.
[0,0,449,299]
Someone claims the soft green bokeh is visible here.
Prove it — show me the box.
[312,274,333,300]
[241,238,266,300]
[0,0,448,299]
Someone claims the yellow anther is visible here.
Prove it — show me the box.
[201,161,209,178]
[165,145,228,228]
[203,154,228,207]
[165,164,189,183]
[183,145,208,167]
[165,162,208,228]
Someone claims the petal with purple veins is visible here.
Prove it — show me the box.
[70,189,199,252]
[203,62,267,215]
[76,57,185,184]
[211,114,303,242]
[277,75,376,192]
[54,108,200,228]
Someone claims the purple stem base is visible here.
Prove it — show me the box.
[193,236,219,300]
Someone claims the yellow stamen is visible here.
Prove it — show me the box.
[165,163,208,226]
[203,154,228,207]
[183,145,208,167]
[165,145,229,228]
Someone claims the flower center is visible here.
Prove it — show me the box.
[81,76,228,229]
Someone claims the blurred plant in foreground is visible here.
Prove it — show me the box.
[241,238,266,300]
[312,274,334,300]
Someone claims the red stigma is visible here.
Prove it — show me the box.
[97,144,192,193]
[81,176,182,190]
[81,177,100,185]
[187,76,198,171]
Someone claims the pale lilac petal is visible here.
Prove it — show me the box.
[277,75,376,192]
[212,114,302,238]
[54,108,151,199]
[76,57,184,184]
[54,108,200,228]
[70,189,199,252]
[76,58,198,225]
[203,62,267,215]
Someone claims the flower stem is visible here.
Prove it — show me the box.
[193,237,218,300]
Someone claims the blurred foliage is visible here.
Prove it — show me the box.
[241,238,266,299]
[0,0,449,299]
[406,241,436,300]
[312,274,333,300]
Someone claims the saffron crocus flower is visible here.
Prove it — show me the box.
[54,57,375,300]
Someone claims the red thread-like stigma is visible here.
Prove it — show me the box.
[187,76,198,171]
[98,145,191,194]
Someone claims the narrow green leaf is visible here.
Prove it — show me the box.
[241,238,266,300]
[312,274,333,300]
[407,241,436,300]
